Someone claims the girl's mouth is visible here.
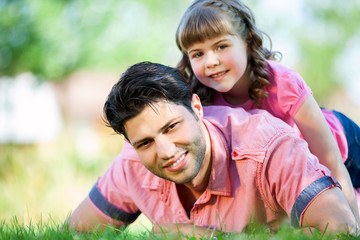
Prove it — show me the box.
[209,70,227,78]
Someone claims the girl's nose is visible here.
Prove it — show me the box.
[205,51,220,68]
[155,135,175,160]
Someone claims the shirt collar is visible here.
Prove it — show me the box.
[203,119,231,196]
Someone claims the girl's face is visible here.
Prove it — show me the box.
[187,34,250,98]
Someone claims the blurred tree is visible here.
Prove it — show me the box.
[0,0,191,81]
[0,0,73,80]
[295,0,360,102]
[0,0,358,100]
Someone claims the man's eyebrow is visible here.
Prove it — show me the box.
[131,137,151,148]
[131,117,182,147]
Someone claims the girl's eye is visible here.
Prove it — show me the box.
[218,45,227,50]
[192,52,203,58]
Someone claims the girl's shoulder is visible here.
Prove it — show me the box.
[265,60,306,87]
[266,60,299,77]
[263,60,312,119]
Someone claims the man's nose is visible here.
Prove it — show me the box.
[205,51,220,68]
[155,135,175,160]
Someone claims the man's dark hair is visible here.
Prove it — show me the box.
[104,61,193,139]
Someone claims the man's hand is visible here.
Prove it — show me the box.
[152,222,218,239]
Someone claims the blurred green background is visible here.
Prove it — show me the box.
[0,0,359,228]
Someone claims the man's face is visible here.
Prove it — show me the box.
[125,99,209,185]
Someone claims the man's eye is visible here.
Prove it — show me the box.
[165,122,178,133]
[137,140,152,149]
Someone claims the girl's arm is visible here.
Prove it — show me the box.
[293,94,360,223]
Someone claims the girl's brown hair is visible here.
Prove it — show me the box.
[176,0,280,106]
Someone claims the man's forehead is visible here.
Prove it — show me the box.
[142,101,179,116]
[124,101,187,140]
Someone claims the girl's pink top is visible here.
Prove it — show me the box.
[213,60,348,162]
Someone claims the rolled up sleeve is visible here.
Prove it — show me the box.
[258,132,341,227]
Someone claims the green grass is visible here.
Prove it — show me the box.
[1,141,359,240]
[0,127,123,225]
[0,218,358,240]
[1,117,360,239]
[2,137,360,239]
[0,217,148,240]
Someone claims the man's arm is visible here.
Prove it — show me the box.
[302,186,358,234]
[66,141,142,232]
[294,95,360,224]
[67,196,126,232]
[259,122,358,235]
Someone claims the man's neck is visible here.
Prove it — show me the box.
[176,184,203,217]
[177,121,213,217]
[184,121,212,193]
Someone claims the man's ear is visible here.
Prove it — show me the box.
[191,94,203,119]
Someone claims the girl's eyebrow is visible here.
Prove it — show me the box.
[187,38,230,54]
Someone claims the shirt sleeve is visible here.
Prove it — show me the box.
[258,130,340,227]
[88,141,142,223]
[321,109,348,162]
[271,62,312,117]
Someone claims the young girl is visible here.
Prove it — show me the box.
[175,0,360,222]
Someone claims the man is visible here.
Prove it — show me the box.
[68,62,358,236]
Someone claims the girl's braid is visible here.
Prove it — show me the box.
[246,28,271,107]
[221,0,273,107]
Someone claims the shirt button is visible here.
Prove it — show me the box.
[233,151,239,158]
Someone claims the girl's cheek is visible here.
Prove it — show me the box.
[193,70,202,80]
[191,61,201,72]
[189,59,196,69]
